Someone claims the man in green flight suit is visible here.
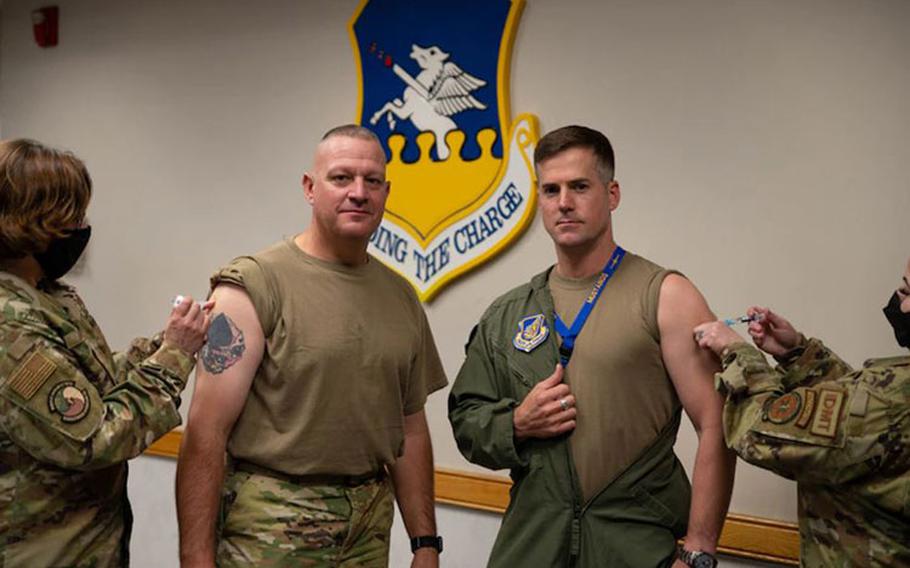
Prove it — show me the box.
[694,257,910,567]
[449,125,736,568]
[0,138,210,566]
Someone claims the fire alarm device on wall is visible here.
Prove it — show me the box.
[32,6,59,48]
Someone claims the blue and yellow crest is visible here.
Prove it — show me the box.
[513,314,549,353]
[349,0,539,301]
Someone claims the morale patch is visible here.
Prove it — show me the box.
[764,392,802,425]
[810,388,844,438]
[513,314,549,353]
[795,389,817,429]
[48,381,91,423]
[8,351,57,400]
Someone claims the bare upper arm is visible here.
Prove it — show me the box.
[403,409,429,437]
[657,274,724,432]
[185,283,265,441]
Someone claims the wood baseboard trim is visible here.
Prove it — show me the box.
[144,428,183,459]
[147,431,799,565]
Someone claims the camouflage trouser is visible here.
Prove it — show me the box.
[216,465,394,567]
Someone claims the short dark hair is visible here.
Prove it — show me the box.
[0,139,92,259]
[534,125,615,183]
[322,124,382,145]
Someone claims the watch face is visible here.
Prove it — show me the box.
[694,555,717,568]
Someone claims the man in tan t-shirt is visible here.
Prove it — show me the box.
[176,125,448,568]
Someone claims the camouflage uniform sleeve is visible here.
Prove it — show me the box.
[111,331,164,381]
[717,342,898,485]
[773,336,854,390]
[0,323,194,471]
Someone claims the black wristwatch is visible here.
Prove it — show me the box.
[677,546,718,568]
[410,535,443,553]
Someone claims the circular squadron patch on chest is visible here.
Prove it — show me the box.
[48,381,90,423]
[763,392,802,425]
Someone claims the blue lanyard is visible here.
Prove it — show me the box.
[554,246,626,366]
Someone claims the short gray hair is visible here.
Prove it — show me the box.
[321,124,381,145]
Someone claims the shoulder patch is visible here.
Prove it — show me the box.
[763,392,802,425]
[795,389,817,429]
[810,388,845,438]
[48,381,91,422]
[7,350,57,400]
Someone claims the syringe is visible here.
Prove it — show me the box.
[721,313,765,326]
[171,295,205,309]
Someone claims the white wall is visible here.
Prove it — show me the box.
[4,0,909,565]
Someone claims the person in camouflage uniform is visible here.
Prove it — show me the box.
[0,139,210,567]
[693,258,910,567]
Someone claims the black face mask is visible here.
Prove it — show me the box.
[883,291,910,349]
[35,226,92,281]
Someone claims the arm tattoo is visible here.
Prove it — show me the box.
[201,313,246,374]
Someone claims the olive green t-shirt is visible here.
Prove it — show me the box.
[549,253,681,502]
[212,238,448,476]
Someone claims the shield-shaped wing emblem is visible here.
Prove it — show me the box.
[350,0,539,301]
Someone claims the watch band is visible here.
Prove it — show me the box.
[677,545,718,568]
[410,535,443,553]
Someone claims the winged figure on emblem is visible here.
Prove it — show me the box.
[369,44,487,160]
